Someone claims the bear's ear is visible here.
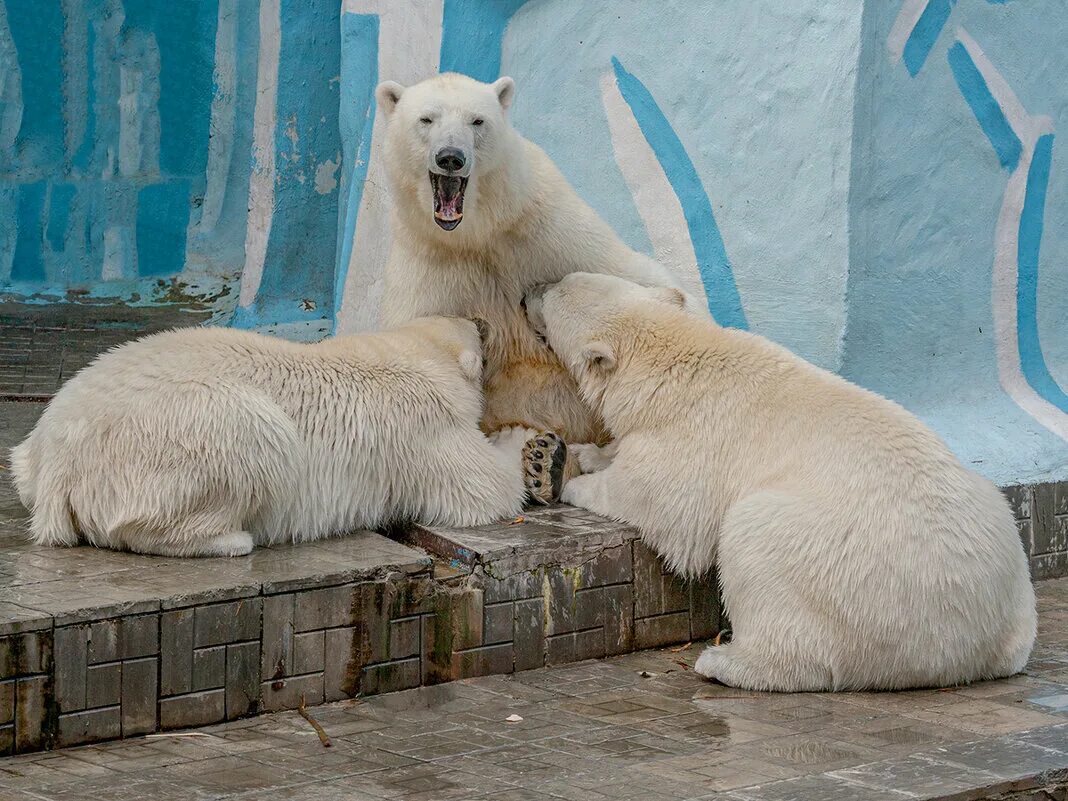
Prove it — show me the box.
[650,287,686,308]
[580,341,616,373]
[492,76,515,111]
[458,349,483,382]
[375,81,405,118]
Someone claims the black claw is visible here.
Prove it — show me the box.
[536,438,549,447]
[531,463,542,473]
[531,450,543,459]
[533,480,541,488]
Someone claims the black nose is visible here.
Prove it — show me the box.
[435,147,466,172]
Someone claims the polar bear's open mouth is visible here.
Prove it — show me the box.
[431,173,467,230]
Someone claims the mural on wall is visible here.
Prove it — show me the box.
[0,0,1065,483]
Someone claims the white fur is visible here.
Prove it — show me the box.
[375,73,705,443]
[533,273,1036,691]
[10,318,532,557]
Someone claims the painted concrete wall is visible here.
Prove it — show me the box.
[1,0,1065,484]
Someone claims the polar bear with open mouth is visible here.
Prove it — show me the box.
[374,73,703,500]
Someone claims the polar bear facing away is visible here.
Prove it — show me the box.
[524,273,1036,691]
[374,73,702,457]
[11,318,558,557]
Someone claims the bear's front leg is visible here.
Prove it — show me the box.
[571,441,618,474]
[560,466,625,519]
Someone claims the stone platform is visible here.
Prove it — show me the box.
[2,394,1068,756]
[1,577,1067,801]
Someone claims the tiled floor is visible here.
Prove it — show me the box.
[0,578,1066,800]
[0,302,208,399]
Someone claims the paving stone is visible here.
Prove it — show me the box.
[120,657,157,736]
[293,585,353,632]
[452,644,514,679]
[362,658,423,694]
[633,541,664,618]
[482,567,545,604]
[291,630,325,675]
[86,620,119,665]
[933,737,1068,780]
[0,679,13,725]
[120,614,159,660]
[604,583,635,656]
[0,631,52,676]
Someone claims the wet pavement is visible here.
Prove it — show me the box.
[1,577,1066,800]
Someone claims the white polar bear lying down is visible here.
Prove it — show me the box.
[524,273,1036,691]
[11,317,561,557]
[374,73,703,456]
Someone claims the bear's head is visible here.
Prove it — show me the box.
[523,273,685,383]
[376,73,516,233]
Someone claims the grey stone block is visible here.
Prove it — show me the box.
[544,571,578,636]
[293,585,353,632]
[661,572,690,614]
[260,673,323,712]
[0,724,12,756]
[513,597,544,672]
[482,568,544,604]
[85,663,121,709]
[292,630,325,675]
[195,597,261,648]
[192,646,226,691]
[1033,483,1057,555]
[689,571,720,640]
[159,689,226,730]
[633,541,664,618]
[57,706,120,748]
[54,625,89,712]
[87,620,118,665]
[547,628,605,665]
[604,583,634,656]
[361,658,421,695]
[226,642,260,719]
[574,586,606,631]
[389,617,421,660]
[120,657,157,736]
[160,608,194,697]
[1032,552,1068,581]
[451,644,513,679]
[0,680,12,725]
[1055,481,1068,515]
[580,543,633,587]
[15,676,48,752]
[121,614,159,659]
[483,602,514,645]
[1004,484,1033,520]
[324,627,357,702]
[634,612,691,650]
[1018,519,1034,556]
[0,631,51,677]
[262,593,294,682]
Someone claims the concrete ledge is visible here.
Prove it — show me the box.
[0,479,1064,755]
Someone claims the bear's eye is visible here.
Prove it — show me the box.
[419,116,432,125]
[472,118,484,126]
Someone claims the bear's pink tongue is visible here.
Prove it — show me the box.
[431,173,467,231]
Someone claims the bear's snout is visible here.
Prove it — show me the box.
[434,147,466,174]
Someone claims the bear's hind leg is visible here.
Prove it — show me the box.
[694,641,832,692]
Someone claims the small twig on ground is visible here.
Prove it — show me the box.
[509,516,525,525]
[673,659,691,671]
[144,732,216,739]
[669,642,692,653]
[298,693,332,747]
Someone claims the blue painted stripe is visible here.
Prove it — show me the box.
[903,0,956,77]
[439,0,529,81]
[947,41,1022,171]
[610,57,747,330]
[12,184,47,282]
[1017,134,1068,415]
[334,13,379,328]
